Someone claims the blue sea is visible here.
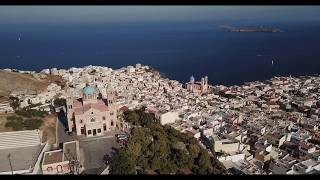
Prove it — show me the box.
[1,20,320,86]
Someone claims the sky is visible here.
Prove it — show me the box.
[0,6,320,25]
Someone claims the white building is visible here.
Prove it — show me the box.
[155,111,180,125]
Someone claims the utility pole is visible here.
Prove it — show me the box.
[7,153,13,175]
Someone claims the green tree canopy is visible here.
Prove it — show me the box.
[110,109,226,175]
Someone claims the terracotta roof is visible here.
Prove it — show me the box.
[74,99,109,115]
[119,106,129,112]
[266,101,277,106]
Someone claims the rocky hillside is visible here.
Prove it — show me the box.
[0,70,49,101]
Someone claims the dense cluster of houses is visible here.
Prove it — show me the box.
[2,64,320,174]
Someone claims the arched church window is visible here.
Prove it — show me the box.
[57,165,63,172]
[111,120,114,126]
[91,118,95,122]
[47,167,53,172]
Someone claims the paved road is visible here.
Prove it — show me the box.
[79,135,120,174]
[56,111,74,147]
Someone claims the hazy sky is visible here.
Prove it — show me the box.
[0,6,320,25]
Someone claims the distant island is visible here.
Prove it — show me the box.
[220,25,283,33]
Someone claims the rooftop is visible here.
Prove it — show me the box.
[42,150,63,165]
[0,145,42,173]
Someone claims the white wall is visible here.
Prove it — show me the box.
[159,112,179,125]
[219,153,245,162]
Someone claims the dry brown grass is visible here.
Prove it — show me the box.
[0,113,14,132]
[0,92,9,102]
[0,70,65,99]
[0,112,57,144]
[40,114,57,144]
[0,70,48,97]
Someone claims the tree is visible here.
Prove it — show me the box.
[173,149,191,169]
[150,154,162,170]
[54,98,66,107]
[125,142,142,161]
[9,96,20,110]
[188,143,201,159]
[140,112,155,126]
[136,155,150,171]
[110,150,136,175]
[196,149,213,174]
[127,111,140,125]
[130,127,152,147]
[109,108,226,175]
[161,159,178,174]
[211,157,226,174]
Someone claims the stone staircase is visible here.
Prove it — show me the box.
[0,130,41,150]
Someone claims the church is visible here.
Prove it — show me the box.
[66,85,118,137]
[185,75,209,94]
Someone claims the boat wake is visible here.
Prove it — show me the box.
[256,54,272,57]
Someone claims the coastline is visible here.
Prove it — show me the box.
[2,65,320,88]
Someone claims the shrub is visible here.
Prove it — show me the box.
[16,107,48,118]
[54,98,66,107]
[5,115,43,131]
[9,96,20,110]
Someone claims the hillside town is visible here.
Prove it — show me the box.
[0,64,320,175]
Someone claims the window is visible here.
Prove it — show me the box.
[102,116,106,120]
[91,112,94,114]
[88,130,92,134]
[47,167,53,172]
[57,165,63,172]
[81,127,85,135]
[111,120,114,126]
[103,124,106,131]
[80,120,83,123]
[98,129,101,133]
[91,118,95,122]
[110,112,114,116]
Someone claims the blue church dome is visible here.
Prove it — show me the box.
[190,75,195,82]
[82,86,96,94]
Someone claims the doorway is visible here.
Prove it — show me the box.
[93,129,97,136]
[81,127,85,135]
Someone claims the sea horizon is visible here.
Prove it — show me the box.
[1,18,320,86]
